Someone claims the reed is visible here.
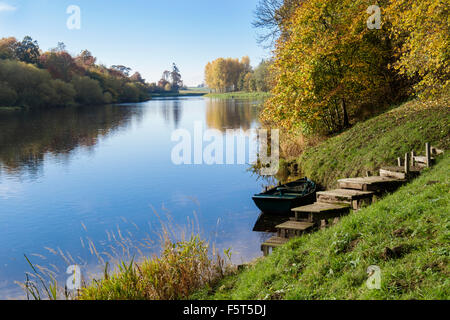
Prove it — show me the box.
[17,212,233,300]
[81,235,232,300]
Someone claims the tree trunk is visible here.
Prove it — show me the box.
[341,98,349,128]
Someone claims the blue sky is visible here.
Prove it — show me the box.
[0,0,269,85]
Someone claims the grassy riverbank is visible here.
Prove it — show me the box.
[193,152,449,300]
[150,88,209,98]
[284,95,450,189]
[190,95,450,300]
[205,91,270,100]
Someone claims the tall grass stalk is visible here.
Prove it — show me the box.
[18,212,233,300]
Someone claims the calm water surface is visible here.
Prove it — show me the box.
[0,97,270,299]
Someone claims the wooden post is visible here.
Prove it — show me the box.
[397,157,402,167]
[411,151,415,168]
[404,153,410,175]
[426,143,431,168]
[431,147,435,155]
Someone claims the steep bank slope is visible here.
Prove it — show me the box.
[293,96,449,189]
[195,153,449,300]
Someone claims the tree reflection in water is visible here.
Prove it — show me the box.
[0,105,143,179]
[205,98,260,132]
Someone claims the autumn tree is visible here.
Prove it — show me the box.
[71,76,105,105]
[204,57,250,92]
[386,0,449,96]
[0,37,18,60]
[170,63,183,92]
[76,50,97,67]
[263,0,399,134]
[130,72,145,84]
[39,51,80,82]
[51,42,67,53]
[157,70,172,91]
[13,36,40,64]
[0,36,151,107]
[253,0,304,47]
[252,60,272,92]
[111,65,131,77]
[0,59,75,108]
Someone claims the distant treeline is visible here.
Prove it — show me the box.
[204,57,272,93]
[0,37,152,109]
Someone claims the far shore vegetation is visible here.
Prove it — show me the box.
[205,91,270,100]
[204,57,272,95]
[0,37,151,109]
[0,37,193,109]
[151,88,209,98]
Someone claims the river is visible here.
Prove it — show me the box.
[0,96,272,299]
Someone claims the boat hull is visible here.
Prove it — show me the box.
[252,191,316,215]
[252,178,317,215]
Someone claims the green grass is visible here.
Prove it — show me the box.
[193,153,450,300]
[292,96,450,189]
[183,87,210,93]
[205,91,271,100]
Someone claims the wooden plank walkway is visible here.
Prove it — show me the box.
[258,143,443,256]
[316,189,374,209]
[276,221,315,239]
[338,176,406,192]
[292,202,350,222]
[261,236,289,256]
[414,156,435,164]
[380,166,423,179]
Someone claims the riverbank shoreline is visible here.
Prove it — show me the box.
[150,92,207,98]
[0,106,25,112]
[0,97,153,113]
[205,92,270,100]
[193,152,449,300]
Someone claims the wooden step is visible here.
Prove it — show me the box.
[380,166,408,179]
[275,221,315,239]
[431,147,444,156]
[338,176,406,192]
[292,202,350,223]
[316,189,374,210]
[414,156,435,164]
[261,236,289,256]
[380,166,422,180]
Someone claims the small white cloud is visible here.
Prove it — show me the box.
[0,2,16,12]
